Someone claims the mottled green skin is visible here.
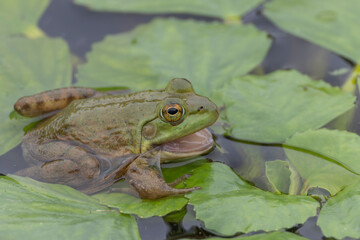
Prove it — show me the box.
[19,79,218,198]
[30,91,170,157]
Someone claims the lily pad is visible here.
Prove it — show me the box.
[91,158,207,218]
[0,37,72,156]
[0,0,49,38]
[162,157,209,183]
[284,129,360,195]
[93,193,188,218]
[184,162,319,235]
[222,70,355,143]
[201,231,308,240]
[264,0,360,63]
[317,180,360,239]
[0,175,140,239]
[74,0,264,20]
[76,18,271,102]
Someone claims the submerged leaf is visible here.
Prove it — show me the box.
[204,231,308,240]
[0,0,49,37]
[265,160,291,194]
[0,175,140,239]
[76,18,271,103]
[264,0,360,63]
[284,129,360,195]
[162,158,209,183]
[0,37,72,156]
[74,0,264,19]
[222,70,355,143]
[93,192,188,218]
[317,180,360,239]
[184,163,319,235]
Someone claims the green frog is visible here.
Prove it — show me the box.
[14,78,219,199]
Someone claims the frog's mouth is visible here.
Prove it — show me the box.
[159,128,214,162]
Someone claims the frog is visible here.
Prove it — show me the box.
[13,78,219,199]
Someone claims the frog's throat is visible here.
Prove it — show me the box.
[158,128,214,162]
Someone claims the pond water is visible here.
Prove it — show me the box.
[0,0,358,239]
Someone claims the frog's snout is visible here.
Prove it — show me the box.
[196,98,219,121]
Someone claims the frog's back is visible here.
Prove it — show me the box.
[25,90,168,154]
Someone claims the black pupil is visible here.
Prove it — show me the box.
[167,107,178,115]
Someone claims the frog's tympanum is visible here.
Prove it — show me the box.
[14,79,218,199]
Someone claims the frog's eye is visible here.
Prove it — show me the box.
[161,103,184,125]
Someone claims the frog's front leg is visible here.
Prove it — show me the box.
[124,156,200,199]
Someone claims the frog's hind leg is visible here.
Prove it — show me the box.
[14,87,104,117]
[17,141,103,190]
[124,156,200,199]
[16,159,83,186]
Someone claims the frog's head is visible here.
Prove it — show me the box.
[141,78,219,161]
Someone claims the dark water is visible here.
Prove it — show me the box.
[0,0,357,239]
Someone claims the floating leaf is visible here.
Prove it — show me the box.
[93,193,188,218]
[222,70,355,143]
[184,163,319,235]
[317,180,360,239]
[264,0,360,63]
[74,0,264,19]
[76,18,271,103]
[286,129,360,174]
[92,159,207,218]
[0,0,49,37]
[284,129,360,195]
[0,175,140,239]
[0,37,72,156]
[202,231,308,240]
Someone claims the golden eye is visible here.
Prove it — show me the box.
[161,103,184,124]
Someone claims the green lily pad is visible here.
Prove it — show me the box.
[74,0,264,19]
[222,70,355,143]
[199,231,308,240]
[162,158,209,183]
[91,159,208,218]
[0,0,49,38]
[184,162,319,235]
[284,129,360,195]
[264,0,360,63]
[93,193,188,218]
[317,180,360,239]
[76,18,271,102]
[0,175,140,239]
[265,160,291,194]
[0,37,72,156]
[286,129,360,173]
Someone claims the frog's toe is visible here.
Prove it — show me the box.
[168,174,192,187]
[172,186,201,194]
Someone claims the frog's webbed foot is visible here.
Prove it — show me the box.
[124,156,200,199]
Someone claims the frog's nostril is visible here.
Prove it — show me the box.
[197,106,204,111]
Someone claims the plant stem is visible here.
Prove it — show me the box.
[342,64,360,93]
